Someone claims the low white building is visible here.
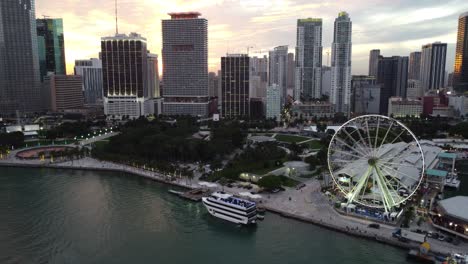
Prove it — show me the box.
[388,97,422,117]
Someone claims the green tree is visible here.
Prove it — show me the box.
[257,175,282,189]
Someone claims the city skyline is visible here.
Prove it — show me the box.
[36,0,468,75]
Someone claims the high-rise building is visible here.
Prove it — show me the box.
[453,12,468,92]
[250,56,268,98]
[331,11,352,114]
[36,18,66,81]
[407,79,423,99]
[368,49,380,78]
[266,84,281,121]
[269,45,289,106]
[408,51,422,80]
[146,53,160,99]
[74,58,103,105]
[101,33,149,118]
[0,0,41,115]
[287,53,295,97]
[351,76,380,115]
[208,72,219,97]
[295,18,322,101]
[42,74,84,112]
[221,54,250,118]
[321,66,332,98]
[162,12,209,117]
[377,56,408,114]
[421,42,447,91]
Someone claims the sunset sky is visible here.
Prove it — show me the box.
[36,0,468,75]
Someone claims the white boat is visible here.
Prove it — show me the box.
[202,192,257,225]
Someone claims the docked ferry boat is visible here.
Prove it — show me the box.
[202,192,257,225]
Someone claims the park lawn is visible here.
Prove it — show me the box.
[275,134,310,143]
[303,140,322,149]
[94,140,109,149]
[279,175,300,187]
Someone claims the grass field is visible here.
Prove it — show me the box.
[303,140,322,149]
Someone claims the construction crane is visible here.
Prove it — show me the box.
[246,46,254,55]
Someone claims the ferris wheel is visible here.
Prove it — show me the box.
[327,115,425,213]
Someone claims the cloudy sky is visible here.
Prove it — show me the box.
[36,0,468,75]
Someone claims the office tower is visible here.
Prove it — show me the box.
[146,53,160,99]
[377,56,409,114]
[409,52,421,80]
[101,33,148,118]
[208,72,219,97]
[331,12,352,114]
[453,12,468,92]
[162,12,209,117]
[42,74,84,112]
[0,0,41,115]
[295,18,322,101]
[36,18,66,81]
[321,66,332,97]
[407,79,423,99]
[351,76,380,114]
[269,45,289,106]
[368,49,380,78]
[287,53,295,97]
[421,42,447,91]
[74,58,103,105]
[221,54,250,118]
[266,84,281,121]
[250,56,268,98]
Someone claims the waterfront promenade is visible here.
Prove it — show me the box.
[1,150,467,257]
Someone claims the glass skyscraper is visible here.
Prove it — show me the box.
[454,12,468,92]
[295,18,322,101]
[37,18,66,81]
[0,0,41,115]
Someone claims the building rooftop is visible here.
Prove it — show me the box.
[438,152,457,159]
[439,196,468,222]
[426,169,448,177]
[168,12,201,19]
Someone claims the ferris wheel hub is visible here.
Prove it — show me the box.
[367,157,378,166]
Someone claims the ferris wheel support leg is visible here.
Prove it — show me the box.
[374,166,396,213]
[346,166,372,206]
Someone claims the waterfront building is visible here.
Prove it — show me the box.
[368,49,380,78]
[221,54,250,118]
[351,75,380,115]
[377,56,409,114]
[388,97,422,117]
[407,79,423,99]
[162,12,209,117]
[74,58,103,105]
[453,12,468,92]
[269,45,289,106]
[42,74,84,112]
[321,66,332,98]
[409,52,422,80]
[101,33,149,118]
[295,18,322,101]
[421,42,447,91]
[266,84,281,121]
[0,0,41,115]
[434,196,468,239]
[36,18,66,81]
[331,11,352,114]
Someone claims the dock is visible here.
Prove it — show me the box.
[169,188,212,201]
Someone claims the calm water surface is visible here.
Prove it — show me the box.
[0,167,411,264]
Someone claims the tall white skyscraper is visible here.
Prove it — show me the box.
[295,18,322,101]
[331,12,352,114]
[421,42,447,91]
[269,45,289,106]
[266,84,281,121]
